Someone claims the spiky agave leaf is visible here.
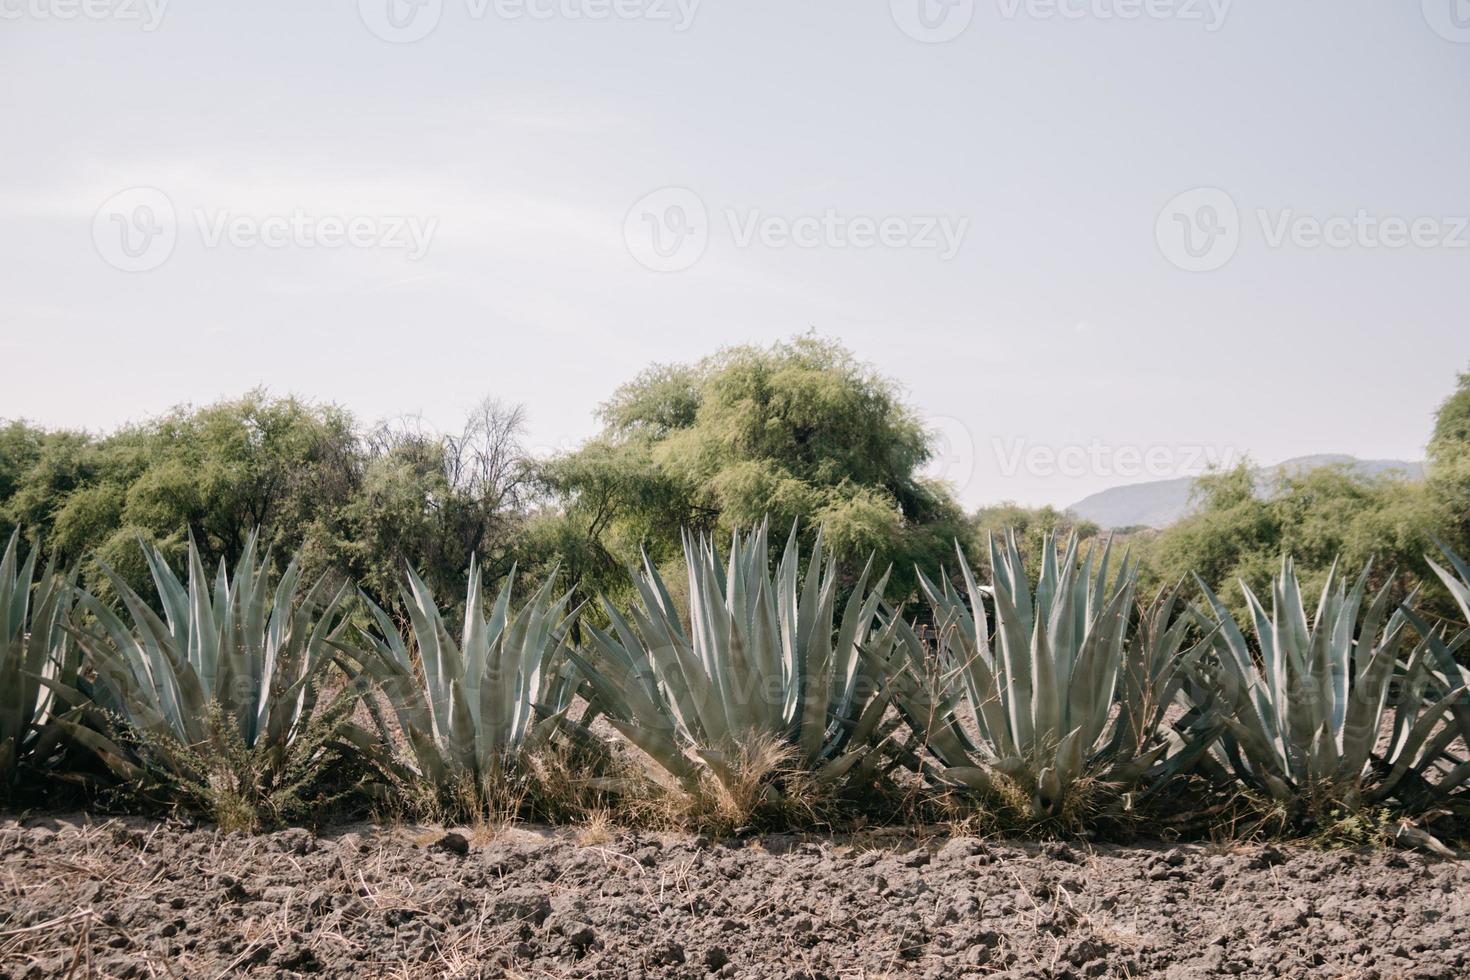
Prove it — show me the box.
[1185,557,1469,812]
[873,531,1207,819]
[66,532,360,787]
[568,521,892,795]
[350,560,581,789]
[0,529,83,789]
[1400,540,1470,805]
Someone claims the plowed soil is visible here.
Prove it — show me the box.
[1,816,1466,979]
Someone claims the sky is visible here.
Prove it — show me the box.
[2,0,1468,511]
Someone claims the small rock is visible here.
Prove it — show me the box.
[492,887,551,926]
[1268,906,1307,935]
[559,920,596,951]
[650,941,686,966]
[1248,845,1287,870]
[937,837,987,862]
[270,941,319,972]
[110,826,145,848]
[1041,842,1080,864]
[270,827,315,855]
[215,874,254,903]
[899,848,931,868]
[432,832,470,857]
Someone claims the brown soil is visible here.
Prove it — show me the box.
[1,816,1466,979]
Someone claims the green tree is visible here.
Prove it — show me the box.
[319,400,533,609]
[969,503,1100,577]
[1427,368,1470,556]
[536,335,967,602]
[2,393,361,596]
[0,393,535,611]
[1143,461,1440,622]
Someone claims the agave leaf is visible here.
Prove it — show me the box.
[69,535,360,792]
[880,533,1183,818]
[351,564,578,789]
[0,531,83,787]
[1187,553,1467,813]
[575,521,888,797]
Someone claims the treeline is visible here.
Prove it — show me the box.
[0,337,968,616]
[3,336,1469,628]
[0,394,533,610]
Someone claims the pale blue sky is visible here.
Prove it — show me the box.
[2,1,1467,509]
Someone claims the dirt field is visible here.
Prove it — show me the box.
[1,816,1466,979]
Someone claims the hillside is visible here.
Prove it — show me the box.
[1067,454,1424,529]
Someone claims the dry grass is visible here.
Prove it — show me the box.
[606,733,853,837]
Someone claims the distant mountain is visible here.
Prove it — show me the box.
[1067,455,1424,530]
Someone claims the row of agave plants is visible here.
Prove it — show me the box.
[3,522,1470,837]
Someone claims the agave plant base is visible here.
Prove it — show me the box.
[102,697,378,833]
[939,766,1123,831]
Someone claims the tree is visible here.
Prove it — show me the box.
[1,393,362,597]
[1142,461,1441,622]
[535,335,967,602]
[319,399,533,608]
[969,503,1100,578]
[1428,368,1470,556]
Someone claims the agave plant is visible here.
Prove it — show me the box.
[1186,557,1469,812]
[0,530,81,790]
[1400,541,1470,802]
[350,561,580,795]
[66,533,362,794]
[1428,541,1470,624]
[877,532,1207,819]
[569,522,893,795]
